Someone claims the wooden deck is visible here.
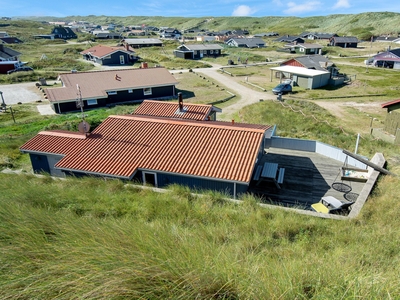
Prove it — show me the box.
[249,148,365,211]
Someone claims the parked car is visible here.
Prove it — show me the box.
[272,83,292,95]
[7,66,34,74]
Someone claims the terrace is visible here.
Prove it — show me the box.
[248,138,386,219]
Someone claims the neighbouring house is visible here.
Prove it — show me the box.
[371,48,400,69]
[173,43,223,59]
[373,36,399,43]
[196,35,216,42]
[329,36,358,48]
[300,32,338,40]
[94,32,122,40]
[380,99,400,144]
[270,65,331,90]
[133,97,222,121]
[253,32,279,37]
[80,44,137,65]
[273,54,341,89]
[0,32,9,38]
[225,37,265,48]
[284,43,323,55]
[20,115,271,198]
[160,28,181,39]
[51,25,77,39]
[275,35,304,44]
[0,44,21,61]
[0,36,23,44]
[45,67,178,113]
[280,54,336,72]
[121,38,163,48]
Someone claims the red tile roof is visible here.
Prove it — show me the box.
[381,99,400,108]
[80,44,134,58]
[21,115,271,183]
[45,67,178,103]
[20,131,87,155]
[133,100,220,120]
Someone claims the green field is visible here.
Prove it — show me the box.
[1,16,400,299]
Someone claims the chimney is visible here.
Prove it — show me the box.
[125,43,129,51]
[232,119,234,125]
[178,92,183,111]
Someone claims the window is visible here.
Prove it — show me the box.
[300,48,304,52]
[143,88,152,95]
[87,99,97,105]
[107,91,117,95]
[128,89,133,93]
[210,50,213,54]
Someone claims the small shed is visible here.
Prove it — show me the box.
[270,66,330,90]
[381,99,400,143]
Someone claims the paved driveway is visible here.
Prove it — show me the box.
[0,82,44,105]
[0,82,56,115]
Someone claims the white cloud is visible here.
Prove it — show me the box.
[333,0,350,9]
[284,1,322,14]
[232,5,254,16]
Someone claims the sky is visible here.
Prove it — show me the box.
[2,0,400,18]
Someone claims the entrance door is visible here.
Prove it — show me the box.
[120,55,125,65]
[143,172,157,187]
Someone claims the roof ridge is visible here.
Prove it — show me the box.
[38,130,87,139]
[107,115,270,133]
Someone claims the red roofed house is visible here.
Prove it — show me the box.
[381,98,400,143]
[20,115,271,198]
[80,44,137,66]
[46,67,179,113]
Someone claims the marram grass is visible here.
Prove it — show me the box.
[1,174,400,299]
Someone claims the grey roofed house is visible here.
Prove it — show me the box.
[121,38,163,48]
[0,37,23,44]
[300,32,338,40]
[95,32,122,39]
[225,37,265,48]
[51,26,77,39]
[174,43,223,59]
[329,36,358,48]
[275,35,305,43]
[374,36,399,42]
[253,32,279,37]
[284,43,323,55]
[281,54,335,72]
[0,44,21,61]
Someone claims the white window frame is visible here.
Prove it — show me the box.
[210,50,213,54]
[143,87,152,95]
[87,99,98,105]
[107,91,117,95]
[128,89,133,93]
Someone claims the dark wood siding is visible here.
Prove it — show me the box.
[29,153,50,174]
[134,171,249,197]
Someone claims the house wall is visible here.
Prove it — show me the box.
[99,52,131,65]
[134,170,249,197]
[174,51,193,59]
[265,137,367,169]
[384,110,400,135]
[52,85,175,113]
[29,153,50,174]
